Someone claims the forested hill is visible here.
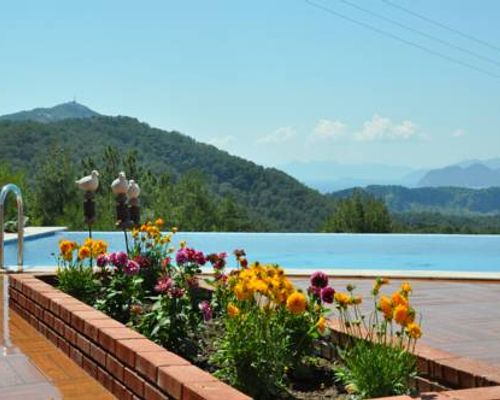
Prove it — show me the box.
[0,116,333,231]
[329,185,500,215]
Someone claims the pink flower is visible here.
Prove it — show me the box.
[161,257,171,270]
[310,271,329,289]
[308,285,321,297]
[123,260,140,275]
[198,301,213,322]
[155,276,172,293]
[110,251,128,268]
[321,286,335,304]
[176,247,206,266]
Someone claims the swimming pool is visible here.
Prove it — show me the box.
[3,231,500,274]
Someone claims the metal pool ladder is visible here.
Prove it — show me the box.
[0,184,24,272]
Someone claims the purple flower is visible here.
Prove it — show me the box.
[108,252,117,266]
[310,271,329,289]
[96,254,109,268]
[155,276,172,293]
[176,247,206,266]
[194,250,206,266]
[134,255,151,269]
[123,260,140,275]
[307,285,321,297]
[321,286,335,304]
[198,301,213,322]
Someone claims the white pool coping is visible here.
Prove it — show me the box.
[4,226,67,243]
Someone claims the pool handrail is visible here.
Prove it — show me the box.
[0,184,24,271]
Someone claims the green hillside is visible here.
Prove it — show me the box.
[0,116,333,232]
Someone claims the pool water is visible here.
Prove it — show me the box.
[3,231,500,273]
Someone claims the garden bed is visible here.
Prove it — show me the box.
[9,274,500,400]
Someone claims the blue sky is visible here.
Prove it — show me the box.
[1,0,499,169]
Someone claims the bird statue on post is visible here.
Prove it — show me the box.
[128,180,141,227]
[75,170,99,239]
[112,172,131,253]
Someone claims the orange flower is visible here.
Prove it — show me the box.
[400,282,412,296]
[78,246,91,260]
[155,218,164,227]
[227,303,240,317]
[286,292,307,314]
[378,295,393,320]
[394,305,414,326]
[391,292,408,308]
[59,240,75,255]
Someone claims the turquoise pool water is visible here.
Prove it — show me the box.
[3,231,500,273]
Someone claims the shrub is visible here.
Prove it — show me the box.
[56,238,106,304]
[333,279,422,399]
[210,261,328,399]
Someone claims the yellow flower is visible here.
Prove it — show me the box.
[234,283,252,301]
[155,218,164,227]
[78,246,91,260]
[349,295,362,305]
[400,282,412,296]
[92,240,108,256]
[406,322,422,339]
[286,292,307,314]
[227,303,240,317]
[172,227,178,233]
[179,240,187,248]
[316,316,327,334]
[334,292,350,308]
[131,228,139,239]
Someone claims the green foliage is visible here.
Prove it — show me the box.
[334,340,416,399]
[211,306,294,399]
[0,117,333,231]
[56,264,98,305]
[324,190,392,233]
[95,272,144,324]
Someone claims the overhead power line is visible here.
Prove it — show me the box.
[381,0,500,54]
[338,0,500,68]
[303,0,500,79]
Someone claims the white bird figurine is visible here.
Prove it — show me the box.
[111,171,129,195]
[75,170,99,192]
[127,180,140,199]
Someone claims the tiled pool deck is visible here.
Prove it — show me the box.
[0,275,115,399]
[295,277,500,367]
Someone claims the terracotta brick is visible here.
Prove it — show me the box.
[46,328,58,346]
[136,350,190,383]
[115,338,163,368]
[124,367,145,397]
[112,379,133,400]
[59,301,95,324]
[70,347,83,367]
[43,310,55,328]
[83,317,124,342]
[48,293,75,316]
[90,342,107,367]
[97,366,114,392]
[157,365,217,399]
[183,380,251,400]
[144,382,168,400]
[64,325,77,343]
[57,337,70,355]
[106,354,124,381]
[70,310,108,333]
[33,290,50,309]
[98,327,144,355]
[76,332,91,355]
[53,316,64,335]
[82,355,98,378]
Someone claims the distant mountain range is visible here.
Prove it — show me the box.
[330,185,500,215]
[281,159,500,191]
[0,101,100,123]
